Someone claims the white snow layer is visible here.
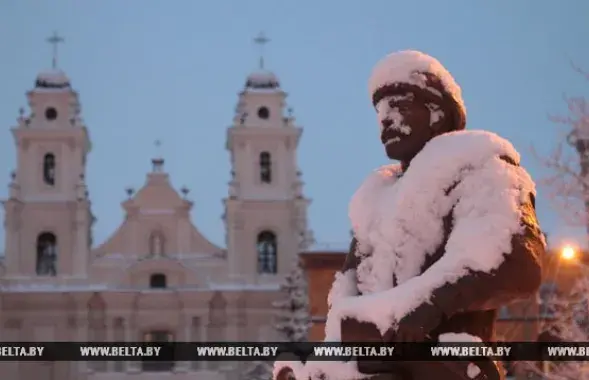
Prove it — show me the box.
[273,359,368,380]
[438,332,482,343]
[327,269,359,308]
[325,130,535,341]
[438,333,484,379]
[36,69,70,86]
[274,259,311,342]
[368,50,465,119]
[467,363,482,379]
[246,70,280,88]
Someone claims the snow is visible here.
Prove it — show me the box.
[244,360,273,380]
[210,283,279,291]
[438,333,483,379]
[35,69,70,88]
[273,258,311,342]
[438,332,482,343]
[245,70,280,89]
[327,270,358,309]
[427,103,445,125]
[273,359,367,380]
[376,100,412,137]
[375,93,446,140]
[306,242,349,251]
[0,281,279,293]
[0,283,109,292]
[325,130,535,341]
[467,363,482,378]
[368,50,465,121]
[540,273,589,379]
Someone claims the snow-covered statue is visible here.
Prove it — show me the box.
[274,51,545,380]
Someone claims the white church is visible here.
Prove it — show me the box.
[0,33,313,380]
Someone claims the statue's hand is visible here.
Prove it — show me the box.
[383,302,443,343]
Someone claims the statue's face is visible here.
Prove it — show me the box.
[376,88,446,162]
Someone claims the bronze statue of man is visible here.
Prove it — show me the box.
[275,50,545,380]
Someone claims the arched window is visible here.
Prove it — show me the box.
[149,231,165,256]
[259,152,272,183]
[143,330,174,371]
[43,153,56,186]
[36,232,57,276]
[150,273,167,288]
[257,231,277,274]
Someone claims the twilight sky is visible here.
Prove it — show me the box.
[0,0,588,251]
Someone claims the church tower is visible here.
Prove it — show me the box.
[224,34,313,282]
[2,33,93,280]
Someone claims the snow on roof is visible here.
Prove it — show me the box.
[208,282,280,291]
[325,130,534,342]
[368,50,465,117]
[35,69,71,89]
[0,282,280,293]
[0,283,109,293]
[306,242,348,252]
[245,70,280,90]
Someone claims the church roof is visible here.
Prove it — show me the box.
[245,70,280,90]
[35,69,71,89]
[129,162,186,210]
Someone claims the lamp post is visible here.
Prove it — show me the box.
[560,244,577,261]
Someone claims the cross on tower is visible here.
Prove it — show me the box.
[152,139,164,172]
[46,31,65,69]
[253,32,270,70]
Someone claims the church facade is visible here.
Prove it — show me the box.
[0,50,313,380]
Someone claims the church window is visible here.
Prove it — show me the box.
[259,152,272,183]
[43,153,56,186]
[143,331,174,371]
[257,231,277,274]
[257,106,270,120]
[45,107,58,121]
[150,273,167,288]
[36,232,57,276]
[149,231,165,256]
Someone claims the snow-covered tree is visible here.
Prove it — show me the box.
[530,64,589,380]
[242,360,272,380]
[273,257,311,342]
[535,64,589,241]
[531,268,589,380]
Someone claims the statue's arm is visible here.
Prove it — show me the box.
[427,193,543,317]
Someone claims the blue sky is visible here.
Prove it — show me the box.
[0,0,588,252]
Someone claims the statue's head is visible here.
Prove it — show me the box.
[368,50,466,162]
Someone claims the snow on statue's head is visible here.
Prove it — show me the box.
[368,50,467,162]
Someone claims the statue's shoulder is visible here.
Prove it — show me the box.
[349,164,402,235]
[426,130,522,165]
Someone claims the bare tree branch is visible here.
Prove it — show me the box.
[535,67,589,236]
[528,64,589,379]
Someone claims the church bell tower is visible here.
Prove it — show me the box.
[2,33,93,280]
[223,33,313,283]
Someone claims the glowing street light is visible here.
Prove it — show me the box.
[561,245,577,260]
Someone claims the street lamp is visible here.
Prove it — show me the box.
[561,245,577,261]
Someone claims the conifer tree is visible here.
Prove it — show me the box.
[273,257,311,342]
